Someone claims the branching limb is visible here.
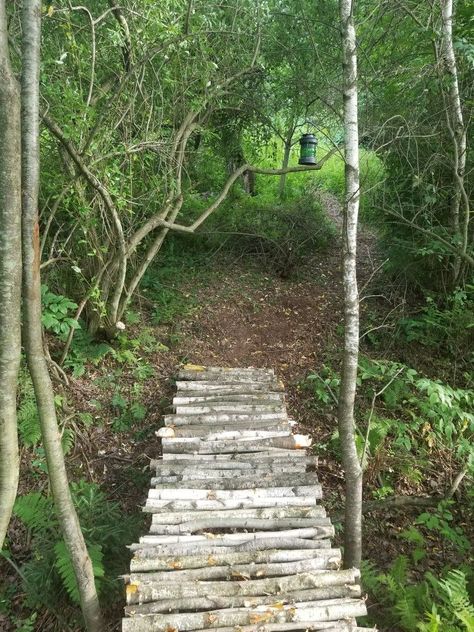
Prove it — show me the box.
[155,149,338,236]
[42,113,128,323]
[383,206,474,267]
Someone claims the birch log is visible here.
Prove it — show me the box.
[144,496,319,512]
[130,538,333,554]
[161,422,291,437]
[175,404,284,415]
[149,517,330,534]
[162,435,311,453]
[125,584,361,615]
[178,367,276,382]
[149,506,325,525]
[175,381,284,393]
[158,429,291,440]
[151,464,308,479]
[130,547,339,572]
[164,413,288,426]
[161,450,307,461]
[150,473,319,490]
[147,484,322,499]
[173,393,284,404]
[121,599,367,632]
[129,553,341,582]
[139,527,333,546]
[126,568,361,603]
[171,622,368,632]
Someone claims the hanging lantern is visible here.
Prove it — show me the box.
[298,133,318,165]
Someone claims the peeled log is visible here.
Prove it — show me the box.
[126,568,361,604]
[175,381,284,393]
[124,584,361,615]
[161,450,307,461]
[129,538,333,555]
[150,473,319,490]
[129,553,341,582]
[170,622,366,632]
[151,464,308,480]
[163,423,292,437]
[147,484,322,500]
[164,413,288,426]
[154,453,314,468]
[144,496,319,513]
[175,404,284,415]
[121,598,367,631]
[149,517,331,534]
[177,368,276,383]
[173,393,285,405]
[162,435,311,454]
[150,506,325,525]
[139,527,334,546]
[130,547,339,572]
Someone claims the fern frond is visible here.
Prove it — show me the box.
[417,605,441,632]
[14,493,56,532]
[439,570,474,630]
[61,426,75,455]
[18,399,41,446]
[394,593,419,631]
[54,540,104,603]
[391,554,409,585]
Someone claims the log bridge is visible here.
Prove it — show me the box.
[122,366,373,632]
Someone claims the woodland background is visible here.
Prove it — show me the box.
[0,0,473,631]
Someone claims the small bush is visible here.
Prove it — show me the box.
[398,286,474,366]
[201,193,337,277]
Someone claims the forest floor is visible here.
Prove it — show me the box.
[4,194,470,631]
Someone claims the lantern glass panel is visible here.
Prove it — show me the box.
[298,133,318,165]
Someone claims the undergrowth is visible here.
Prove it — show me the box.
[306,352,474,631]
[1,483,141,626]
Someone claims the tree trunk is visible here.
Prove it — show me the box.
[439,0,469,281]
[0,0,22,549]
[20,2,103,630]
[337,0,363,569]
[279,141,292,199]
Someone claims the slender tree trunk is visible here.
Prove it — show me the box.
[20,2,103,630]
[0,0,22,549]
[337,0,363,570]
[279,140,292,199]
[439,0,469,280]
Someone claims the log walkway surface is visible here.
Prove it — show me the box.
[122,366,373,632]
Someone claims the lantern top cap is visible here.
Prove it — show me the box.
[300,133,317,143]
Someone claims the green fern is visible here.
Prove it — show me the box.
[61,426,75,455]
[18,399,41,446]
[14,493,56,532]
[361,559,380,592]
[54,540,104,604]
[439,570,474,631]
[395,593,421,631]
[418,605,441,632]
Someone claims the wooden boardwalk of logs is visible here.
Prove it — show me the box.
[122,366,373,632]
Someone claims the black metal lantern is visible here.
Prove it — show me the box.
[298,133,318,165]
